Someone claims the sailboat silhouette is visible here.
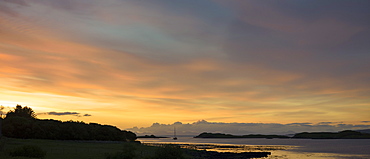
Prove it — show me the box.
[173,127,178,140]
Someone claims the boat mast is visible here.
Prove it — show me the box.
[173,126,178,140]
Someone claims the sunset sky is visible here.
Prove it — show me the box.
[1,0,370,132]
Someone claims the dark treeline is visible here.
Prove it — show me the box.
[1,105,136,142]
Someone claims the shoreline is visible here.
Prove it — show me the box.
[144,143,274,159]
[138,137,370,158]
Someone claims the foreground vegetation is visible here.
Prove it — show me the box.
[0,137,178,159]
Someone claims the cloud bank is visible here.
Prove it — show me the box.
[128,120,370,136]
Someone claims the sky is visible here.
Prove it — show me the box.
[1,0,370,134]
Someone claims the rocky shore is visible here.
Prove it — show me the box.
[144,143,278,158]
[186,150,271,159]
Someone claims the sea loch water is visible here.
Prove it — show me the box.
[138,137,370,159]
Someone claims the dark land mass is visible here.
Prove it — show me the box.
[293,130,370,139]
[137,135,169,138]
[195,130,370,139]
[355,129,370,134]
[194,132,289,139]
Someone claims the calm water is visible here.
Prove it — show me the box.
[138,137,370,159]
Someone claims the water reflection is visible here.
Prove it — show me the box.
[139,138,370,159]
[267,150,370,159]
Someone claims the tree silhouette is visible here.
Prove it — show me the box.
[6,105,37,119]
[0,105,3,137]
[2,105,137,141]
[0,105,4,117]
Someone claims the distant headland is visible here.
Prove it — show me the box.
[194,132,289,139]
[137,135,168,138]
[194,130,370,139]
[293,130,370,139]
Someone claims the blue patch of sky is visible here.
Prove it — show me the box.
[86,21,211,60]
[143,0,234,23]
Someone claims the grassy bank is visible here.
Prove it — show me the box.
[0,137,169,159]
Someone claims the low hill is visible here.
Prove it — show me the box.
[137,135,168,138]
[293,130,370,139]
[355,129,370,134]
[194,132,289,139]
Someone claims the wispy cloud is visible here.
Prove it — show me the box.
[47,112,80,116]
[39,111,92,117]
